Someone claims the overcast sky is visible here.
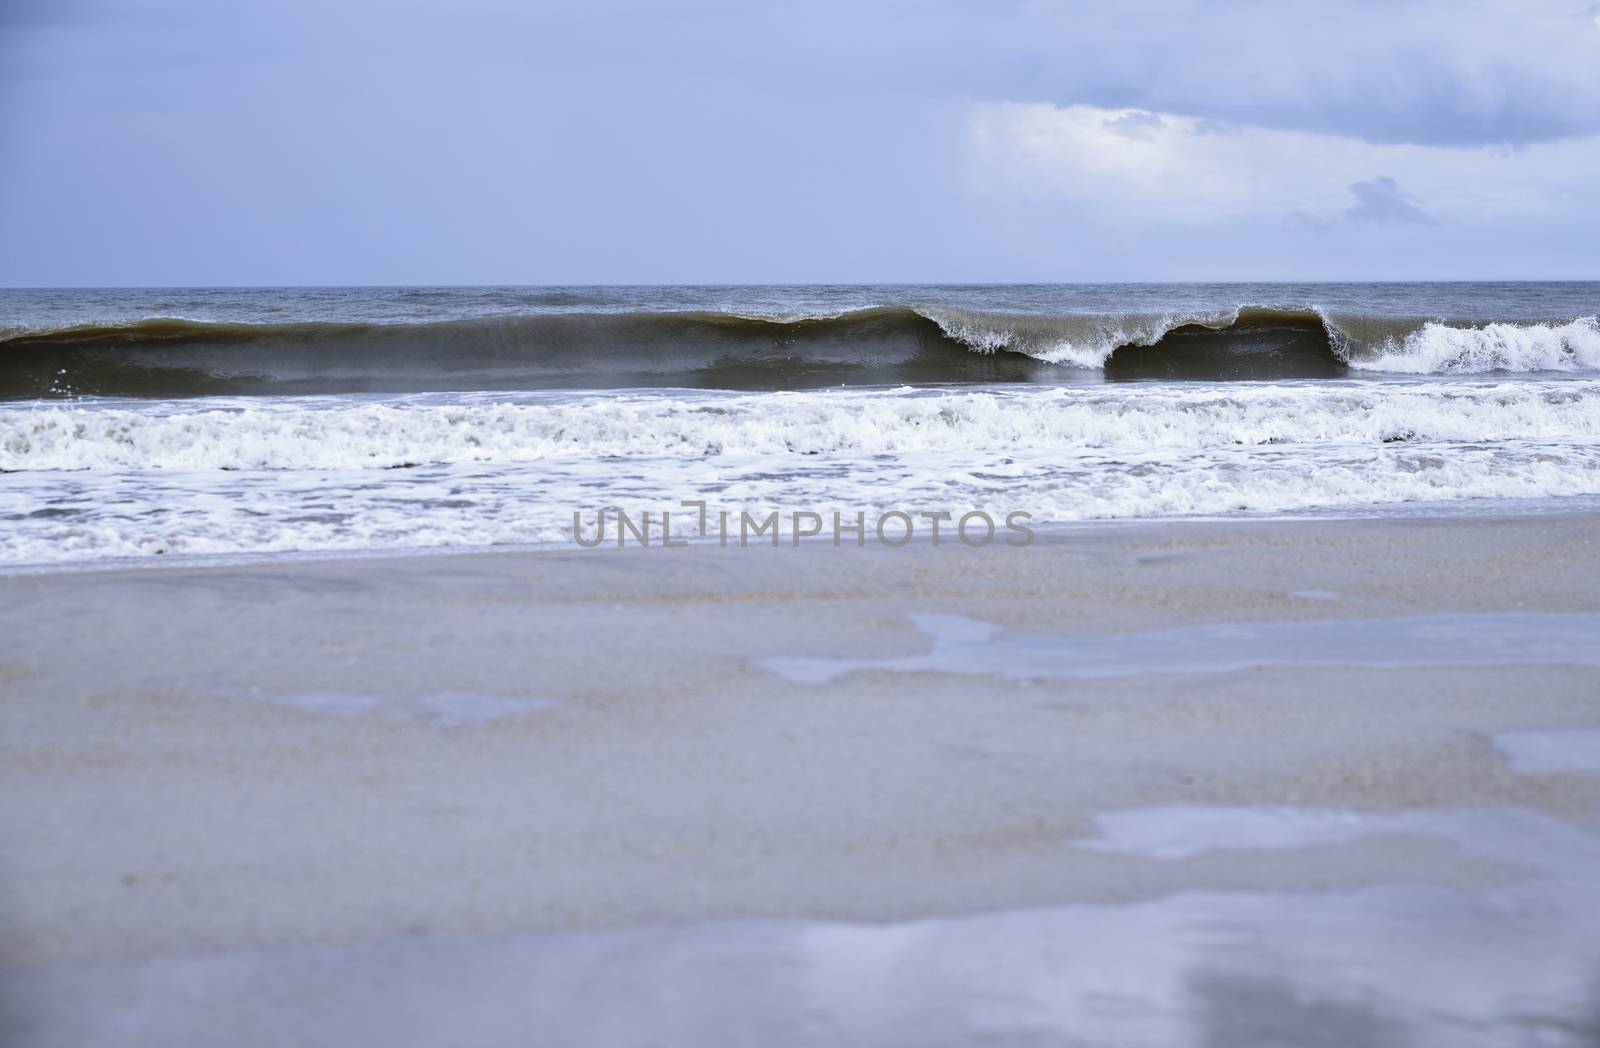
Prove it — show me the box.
[3,0,1599,285]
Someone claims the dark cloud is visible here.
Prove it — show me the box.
[16,0,1600,147]
[964,0,1600,146]
[467,0,1600,148]
[1345,177,1437,225]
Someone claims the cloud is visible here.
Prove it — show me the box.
[2,1,1598,282]
[1103,111,1165,140]
[966,100,1598,225]
[13,0,1597,149]
[957,99,1600,276]
[1344,177,1438,225]
[405,0,1600,148]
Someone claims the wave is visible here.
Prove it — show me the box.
[6,382,1599,472]
[1344,317,1600,374]
[2,308,1596,398]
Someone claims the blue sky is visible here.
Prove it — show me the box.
[3,0,1599,285]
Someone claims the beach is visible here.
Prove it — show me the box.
[8,0,1600,1040]
[4,510,1599,1046]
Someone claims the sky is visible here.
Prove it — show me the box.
[2,0,1599,285]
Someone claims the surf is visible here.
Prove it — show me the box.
[2,306,1597,398]
[6,381,1600,472]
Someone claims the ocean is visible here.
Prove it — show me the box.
[2,282,1598,566]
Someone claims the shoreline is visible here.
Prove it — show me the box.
[6,493,1600,578]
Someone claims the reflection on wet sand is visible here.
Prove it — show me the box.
[9,801,1598,1048]
[1191,972,1404,1048]
[759,611,1600,685]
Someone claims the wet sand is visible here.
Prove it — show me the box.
[3,512,1600,1046]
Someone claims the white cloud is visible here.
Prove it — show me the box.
[964,100,1600,226]
[951,99,1600,278]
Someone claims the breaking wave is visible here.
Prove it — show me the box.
[2,308,1596,398]
[1344,317,1600,374]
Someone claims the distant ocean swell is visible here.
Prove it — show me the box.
[3,307,1597,397]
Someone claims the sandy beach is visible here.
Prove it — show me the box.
[3,511,1599,1045]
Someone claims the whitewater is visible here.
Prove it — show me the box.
[2,378,1598,564]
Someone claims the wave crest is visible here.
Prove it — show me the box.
[2,307,1596,397]
[1346,317,1600,374]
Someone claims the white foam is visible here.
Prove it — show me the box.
[1351,316,1600,374]
[924,308,1600,377]
[925,307,1600,376]
[5,381,1600,471]
[5,382,1600,563]
[5,440,1599,564]
[921,307,1215,367]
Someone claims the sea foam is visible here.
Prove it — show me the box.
[1349,317,1600,374]
[5,381,1600,472]
[3,380,1600,563]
